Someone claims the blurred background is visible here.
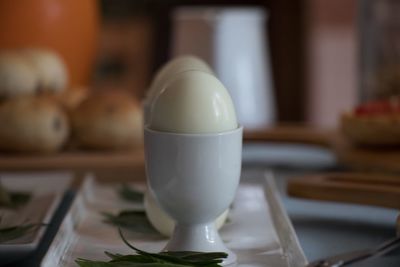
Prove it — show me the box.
[1,2,400,266]
[94,0,357,128]
[0,0,360,127]
[0,0,362,133]
[0,0,398,171]
[92,0,358,128]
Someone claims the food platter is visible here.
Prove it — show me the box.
[41,173,307,267]
[0,173,72,264]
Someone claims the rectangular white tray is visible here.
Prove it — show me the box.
[41,173,307,267]
[0,172,72,264]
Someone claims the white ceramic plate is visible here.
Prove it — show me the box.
[0,172,72,264]
[242,143,336,169]
[41,173,307,267]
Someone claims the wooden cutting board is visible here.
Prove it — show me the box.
[244,125,335,148]
[0,149,145,171]
[245,125,400,173]
[287,172,400,209]
[333,137,400,173]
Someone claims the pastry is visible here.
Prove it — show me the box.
[0,96,69,153]
[0,52,38,100]
[71,91,143,150]
[57,87,89,111]
[23,48,68,94]
[341,97,400,146]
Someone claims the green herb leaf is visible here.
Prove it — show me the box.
[105,252,125,260]
[0,183,11,206]
[76,259,190,267]
[7,192,31,208]
[118,184,144,203]
[0,223,45,243]
[75,229,228,267]
[102,210,157,234]
[0,182,31,209]
[117,228,227,266]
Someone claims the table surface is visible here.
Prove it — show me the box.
[242,143,400,267]
[3,143,400,266]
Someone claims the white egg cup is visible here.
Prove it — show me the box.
[144,126,243,265]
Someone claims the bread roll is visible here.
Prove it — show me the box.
[23,49,68,94]
[0,52,38,99]
[0,97,69,153]
[72,91,143,150]
[57,87,89,111]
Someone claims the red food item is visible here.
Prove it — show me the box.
[354,97,400,116]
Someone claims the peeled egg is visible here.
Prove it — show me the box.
[0,52,38,99]
[23,49,68,94]
[144,189,229,237]
[148,70,237,133]
[146,56,212,104]
[144,56,212,122]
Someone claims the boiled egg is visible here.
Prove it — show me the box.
[144,56,213,123]
[148,70,237,133]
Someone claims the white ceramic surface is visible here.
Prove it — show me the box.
[144,189,229,237]
[144,126,243,265]
[41,174,307,267]
[0,172,72,264]
[214,8,276,129]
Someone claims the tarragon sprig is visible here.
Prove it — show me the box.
[75,228,228,267]
[0,221,46,243]
[117,184,144,203]
[101,210,156,234]
[0,182,31,209]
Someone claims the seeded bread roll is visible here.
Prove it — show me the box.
[0,52,38,100]
[22,49,68,94]
[0,96,69,153]
[57,87,89,111]
[341,112,400,146]
[71,91,143,150]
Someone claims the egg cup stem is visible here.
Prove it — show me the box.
[165,223,236,265]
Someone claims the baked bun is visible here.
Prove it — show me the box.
[71,91,143,150]
[0,52,38,99]
[23,49,68,94]
[0,97,69,153]
[57,87,89,111]
[341,97,400,146]
[341,112,400,146]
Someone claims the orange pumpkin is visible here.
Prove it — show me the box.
[0,0,99,88]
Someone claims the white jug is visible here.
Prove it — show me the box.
[171,7,276,130]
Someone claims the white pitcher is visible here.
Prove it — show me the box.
[171,7,276,130]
